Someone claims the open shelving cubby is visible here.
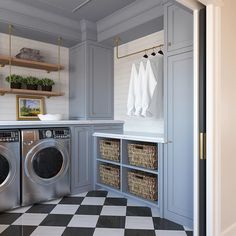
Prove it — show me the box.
[93,132,164,216]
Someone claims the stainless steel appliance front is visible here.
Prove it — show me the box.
[0,130,20,212]
[21,128,70,206]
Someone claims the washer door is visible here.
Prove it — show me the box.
[25,140,69,185]
[0,146,17,192]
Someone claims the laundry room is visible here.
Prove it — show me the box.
[0,0,231,236]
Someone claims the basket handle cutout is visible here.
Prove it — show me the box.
[104,141,112,145]
[135,174,144,179]
[135,145,144,150]
[104,167,111,171]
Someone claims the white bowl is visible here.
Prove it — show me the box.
[38,114,62,121]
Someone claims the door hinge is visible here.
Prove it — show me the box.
[200,132,206,160]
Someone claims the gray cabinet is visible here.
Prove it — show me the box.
[165,2,193,53]
[69,41,114,120]
[71,126,92,194]
[164,52,194,227]
[164,1,194,228]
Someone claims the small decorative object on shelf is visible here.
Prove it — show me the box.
[39,78,55,91]
[16,95,45,120]
[24,76,39,90]
[128,170,158,201]
[5,74,23,89]
[99,139,120,162]
[99,164,120,189]
[16,47,44,62]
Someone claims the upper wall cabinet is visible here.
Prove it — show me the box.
[69,41,114,120]
[165,3,193,53]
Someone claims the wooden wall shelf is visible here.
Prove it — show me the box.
[0,55,64,72]
[0,88,64,98]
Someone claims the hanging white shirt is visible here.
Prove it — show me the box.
[134,61,146,116]
[141,55,163,118]
[127,63,138,116]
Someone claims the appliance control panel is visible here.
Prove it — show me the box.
[0,130,19,142]
[39,128,70,139]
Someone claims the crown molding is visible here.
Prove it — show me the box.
[197,0,223,6]
[97,0,163,43]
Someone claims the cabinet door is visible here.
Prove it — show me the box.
[166,3,193,52]
[87,45,114,119]
[165,51,193,227]
[71,126,92,193]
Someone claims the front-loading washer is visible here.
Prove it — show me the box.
[0,130,20,212]
[21,128,70,206]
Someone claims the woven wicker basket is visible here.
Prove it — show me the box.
[99,139,120,162]
[128,170,157,201]
[99,164,120,189]
[128,143,157,169]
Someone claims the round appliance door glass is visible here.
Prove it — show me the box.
[0,154,10,185]
[32,147,63,179]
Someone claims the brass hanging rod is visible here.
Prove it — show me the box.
[114,37,164,60]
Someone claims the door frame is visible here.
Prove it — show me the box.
[176,0,222,235]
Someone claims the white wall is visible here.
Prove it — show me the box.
[114,31,164,134]
[0,33,69,120]
[221,0,236,235]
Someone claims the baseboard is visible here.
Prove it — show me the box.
[222,222,236,236]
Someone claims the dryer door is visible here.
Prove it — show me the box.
[0,146,17,191]
[25,140,69,185]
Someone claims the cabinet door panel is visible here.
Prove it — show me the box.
[71,127,92,192]
[88,45,113,119]
[167,4,193,52]
[165,52,193,227]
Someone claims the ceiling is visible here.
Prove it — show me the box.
[13,0,138,22]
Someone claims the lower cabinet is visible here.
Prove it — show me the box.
[71,126,92,194]
[70,124,123,194]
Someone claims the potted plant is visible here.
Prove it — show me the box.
[25,76,39,90]
[39,78,55,91]
[5,74,23,89]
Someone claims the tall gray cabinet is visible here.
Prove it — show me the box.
[164,1,194,228]
[69,41,114,120]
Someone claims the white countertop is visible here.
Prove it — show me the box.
[0,120,124,127]
[93,131,167,143]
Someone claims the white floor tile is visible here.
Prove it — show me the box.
[41,198,62,204]
[0,225,8,234]
[12,213,48,226]
[31,226,66,236]
[93,228,125,236]
[101,206,127,216]
[68,215,99,228]
[81,197,105,205]
[155,230,187,236]
[6,206,32,213]
[51,204,79,215]
[70,192,88,197]
[125,216,154,230]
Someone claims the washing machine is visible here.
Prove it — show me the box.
[0,130,20,212]
[21,128,70,206]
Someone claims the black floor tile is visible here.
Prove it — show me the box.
[40,214,73,226]
[62,227,95,236]
[26,204,56,214]
[153,217,184,230]
[59,197,84,205]
[0,213,22,224]
[0,225,36,236]
[125,229,156,236]
[86,190,108,197]
[126,206,152,217]
[76,205,103,215]
[104,197,127,206]
[186,231,193,236]
[96,215,126,228]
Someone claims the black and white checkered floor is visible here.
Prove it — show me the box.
[0,190,193,236]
